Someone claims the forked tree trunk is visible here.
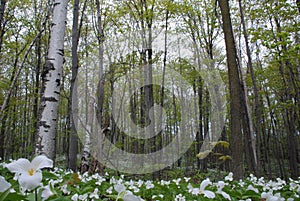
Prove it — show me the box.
[36,0,68,160]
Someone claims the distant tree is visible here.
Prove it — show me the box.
[67,0,80,171]
[0,0,7,54]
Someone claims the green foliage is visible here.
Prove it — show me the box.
[0,0,299,182]
[1,159,300,201]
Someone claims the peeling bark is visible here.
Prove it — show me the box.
[36,0,68,160]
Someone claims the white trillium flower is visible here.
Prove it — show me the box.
[261,192,285,201]
[160,180,170,186]
[71,193,79,201]
[187,183,200,195]
[89,188,99,199]
[114,183,126,193]
[145,180,154,189]
[0,175,11,192]
[124,193,142,201]
[78,194,88,200]
[217,181,231,200]
[114,184,142,201]
[175,193,186,201]
[247,184,259,193]
[225,172,233,181]
[188,178,215,199]
[106,186,113,194]
[41,185,55,201]
[61,184,70,195]
[173,178,181,185]
[137,180,144,187]
[199,179,215,199]
[95,176,106,186]
[184,177,190,182]
[5,155,53,192]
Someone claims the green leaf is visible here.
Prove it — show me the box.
[3,192,25,201]
[210,141,230,148]
[106,194,118,200]
[218,155,232,161]
[0,189,11,201]
[241,190,260,199]
[196,150,211,159]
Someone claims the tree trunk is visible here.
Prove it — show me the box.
[80,96,94,173]
[273,13,299,179]
[0,0,7,54]
[33,0,43,157]
[36,0,68,160]
[93,0,105,175]
[218,0,244,179]
[238,0,261,175]
[68,0,80,171]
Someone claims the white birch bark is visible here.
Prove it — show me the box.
[80,96,94,171]
[36,0,68,160]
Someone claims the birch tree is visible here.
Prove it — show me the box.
[36,0,68,160]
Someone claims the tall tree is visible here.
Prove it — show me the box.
[218,0,244,179]
[273,9,299,179]
[90,0,105,175]
[68,0,80,171]
[0,0,6,54]
[238,0,260,175]
[36,0,68,160]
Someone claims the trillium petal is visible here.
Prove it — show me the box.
[0,176,11,192]
[19,171,42,191]
[217,181,225,190]
[114,184,126,193]
[124,194,142,201]
[31,155,53,170]
[221,191,231,200]
[261,192,268,198]
[5,158,32,174]
[71,193,78,201]
[191,188,200,195]
[42,185,54,201]
[200,178,211,191]
[247,184,259,193]
[203,190,215,199]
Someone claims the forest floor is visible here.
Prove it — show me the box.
[0,159,299,201]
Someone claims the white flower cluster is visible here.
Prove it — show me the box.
[0,157,299,201]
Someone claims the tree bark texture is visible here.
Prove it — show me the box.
[68,0,80,171]
[0,0,7,54]
[219,0,244,179]
[238,0,261,175]
[36,0,68,160]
